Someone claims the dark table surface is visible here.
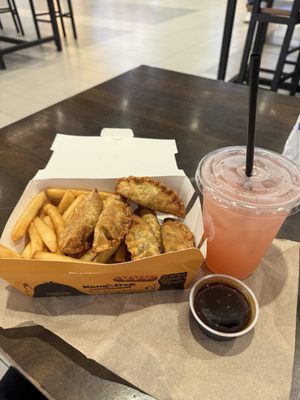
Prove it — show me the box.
[0,65,299,399]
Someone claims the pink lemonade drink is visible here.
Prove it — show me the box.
[196,147,300,279]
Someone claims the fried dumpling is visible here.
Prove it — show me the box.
[93,196,131,253]
[115,176,186,218]
[114,240,128,263]
[161,218,195,253]
[125,214,161,260]
[136,206,163,252]
[59,190,103,254]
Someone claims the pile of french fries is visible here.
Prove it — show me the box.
[0,188,119,263]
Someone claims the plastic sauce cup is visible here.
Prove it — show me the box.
[196,146,300,279]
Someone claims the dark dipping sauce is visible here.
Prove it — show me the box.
[194,283,251,333]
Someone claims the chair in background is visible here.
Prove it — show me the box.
[29,0,77,40]
[237,0,300,95]
[0,0,24,35]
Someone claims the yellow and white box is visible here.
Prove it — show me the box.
[0,130,204,297]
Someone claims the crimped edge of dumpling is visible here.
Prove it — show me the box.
[115,176,186,218]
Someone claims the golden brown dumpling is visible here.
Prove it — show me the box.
[161,218,195,253]
[136,206,163,252]
[125,215,161,260]
[59,190,103,254]
[115,176,185,218]
[93,196,131,253]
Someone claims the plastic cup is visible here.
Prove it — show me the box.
[196,146,300,279]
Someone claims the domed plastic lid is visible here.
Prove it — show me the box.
[196,146,300,214]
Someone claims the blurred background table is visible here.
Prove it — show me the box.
[219,0,300,95]
[0,65,299,399]
[0,0,61,69]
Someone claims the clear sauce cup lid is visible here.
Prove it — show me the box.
[196,146,300,214]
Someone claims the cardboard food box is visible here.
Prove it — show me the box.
[0,130,204,297]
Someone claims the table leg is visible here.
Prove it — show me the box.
[47,0,62,51]
[0,54,6,70]
[10,0,25,36]
[217,0,237,81]
[67,0,77,39]
[29,0,41,39]
[56,0,67,38]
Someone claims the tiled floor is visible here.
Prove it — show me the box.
[0,0,299,128]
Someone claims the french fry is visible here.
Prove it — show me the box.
[80,248,97,262]
[28,222,44,254]
[33,252,73,261]
[62,194,86,221]
[43,216,63,254]
[43,204,65,239]
[12,191,47,241]
[0,244,21,259]
[98,192,119,201]
[46,187,118,204]
[46,188,90,204]
[33,252,87,263]
[43,215,55,232]
[34,217,58,253]
[94,245,118,264]
[39,208,47,219]
[21,242,32,258]
[57,191,75,214]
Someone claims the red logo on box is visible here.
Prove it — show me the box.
[114,275,158,282]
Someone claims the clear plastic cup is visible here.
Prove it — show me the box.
[196,146,300,279]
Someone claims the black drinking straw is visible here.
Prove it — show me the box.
[246,53,261,177]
